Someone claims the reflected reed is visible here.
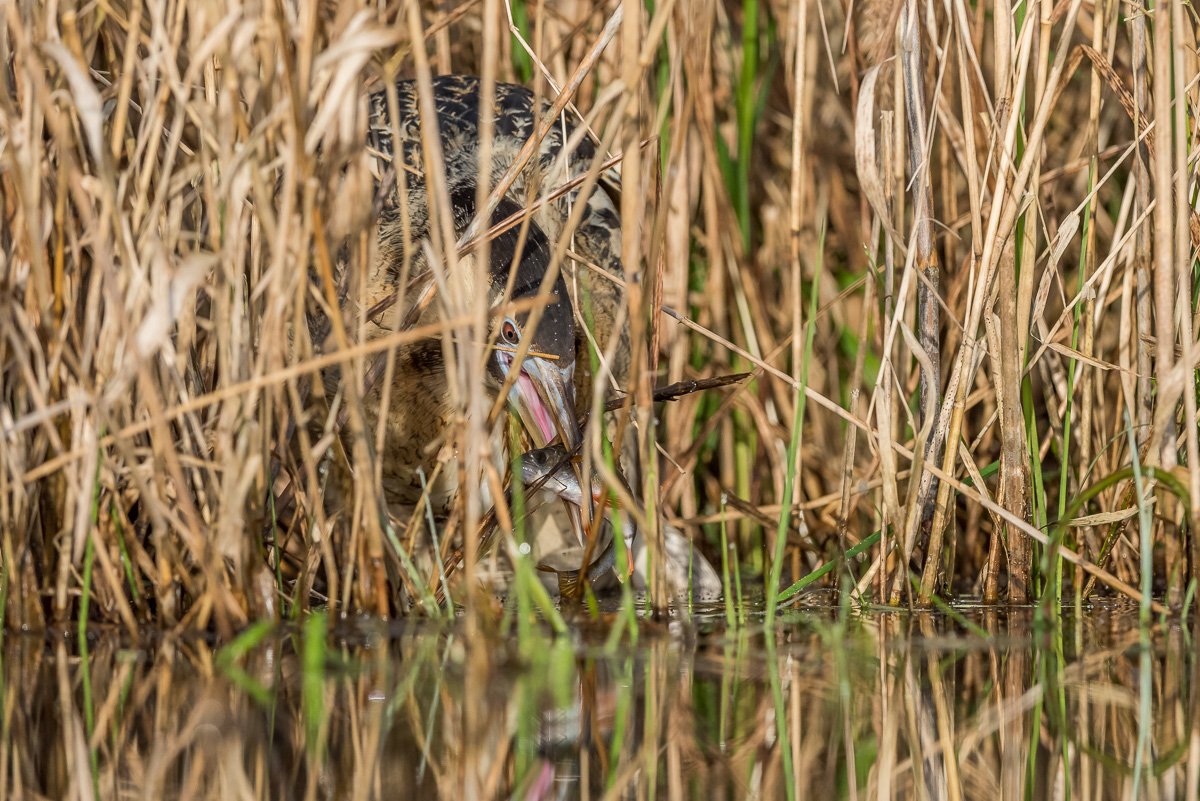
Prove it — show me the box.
[4,608,1197,800]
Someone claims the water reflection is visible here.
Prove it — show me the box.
[4,605,1197,800]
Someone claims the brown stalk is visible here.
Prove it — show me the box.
[1173,0,1200,590]
[995,235,1031,601]
[1131,4,1155,458]
[897,0,946,602]
[1148,0,1181,605]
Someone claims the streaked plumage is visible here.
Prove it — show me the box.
[366,76,629,385]
[338,75,628,518]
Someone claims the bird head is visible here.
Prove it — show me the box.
[477,194,580,449]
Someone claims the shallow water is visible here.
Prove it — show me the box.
[5,601,1197,800]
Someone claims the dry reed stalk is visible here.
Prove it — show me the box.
[1179,6,1200,593]
[1146,0,1189,606]
[791,0,815,561]
[1073,0,1110,602]
[895,0,944,602]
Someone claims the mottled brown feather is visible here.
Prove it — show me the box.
[323,75,630,517]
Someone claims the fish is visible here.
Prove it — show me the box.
[517,445,724,602]
[518,445,634,599]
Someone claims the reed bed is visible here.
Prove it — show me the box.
[1,0,1199,633]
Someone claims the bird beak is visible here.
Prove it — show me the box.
[509,357,588,555]
[507,356,580,448]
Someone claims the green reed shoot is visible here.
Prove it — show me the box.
[766,265,819,626]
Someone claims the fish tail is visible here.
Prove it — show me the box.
[556,570,585,600]
[537,563,585,600]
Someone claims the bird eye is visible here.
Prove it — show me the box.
[501,319,519,344]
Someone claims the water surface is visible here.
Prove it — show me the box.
[6,601,1197,800]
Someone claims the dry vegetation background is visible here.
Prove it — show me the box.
[1,0,1199,631]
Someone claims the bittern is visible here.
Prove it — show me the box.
[339,75,628,520]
